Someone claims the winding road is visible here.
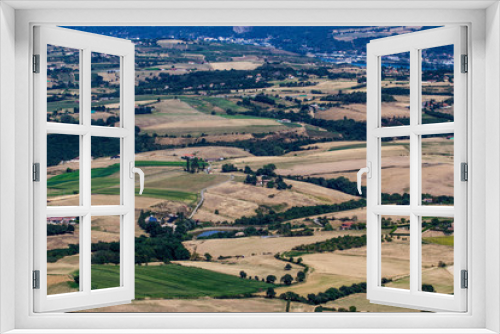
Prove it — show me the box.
[189,173,234,219]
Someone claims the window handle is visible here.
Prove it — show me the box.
[129,162,144,195]
[357,162,371,195]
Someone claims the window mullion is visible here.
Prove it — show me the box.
[81,48,92,294]
[409,48,420,294]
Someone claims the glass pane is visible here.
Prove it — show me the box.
[47,216,80,295]
[380,52,410,127]
[421,45,454,124]
[47,134,80,206]
[91,137,121,206]
[91,215,121,290]
[91,52,121,127]
[421,216,454,294]
[421,134,454,206]
[381,137,410,205]
[381,215,410,290]
[47,45,80,124]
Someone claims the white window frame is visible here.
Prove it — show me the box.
[366,26,468,312]
[33,26,136,313]
[0,1,499,333]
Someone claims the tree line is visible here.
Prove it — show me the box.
[293,234,367,253]
[232,199,366,226]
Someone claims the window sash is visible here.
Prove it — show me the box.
[7,6,490,331]
[32,26,136,313]
[366,26,468,312]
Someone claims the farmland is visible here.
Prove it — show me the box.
[46,26,456,313]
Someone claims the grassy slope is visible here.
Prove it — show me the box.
[422,236,454,246]
[47,161,197,202]
[91,264,276,299]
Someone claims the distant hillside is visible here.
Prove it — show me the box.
[66,26,432,56]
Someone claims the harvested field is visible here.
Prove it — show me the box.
[81,297,309,313]
[156,133,254,146]
[315,104,366,122]
[146,173,231,193]
[198,180,357,220]
[325,293,416,312]
[174,255,303,280]
[162,146,253,160]
[134,99,285,136]
[197,192,259,220]
[209,61,262,71]
[91,215,120,243]
[274,239,453,297]
[183,230,365,258]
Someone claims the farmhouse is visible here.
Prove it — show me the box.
[340,221,354,230]
[47,217,77,225]
[145,215,158,224]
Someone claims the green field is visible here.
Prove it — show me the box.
[97,188,198,202]
[135,160,186,167]
[219,114,275,120]
[422,236,454,246]
[328,143,367,152]
[47,161,195,201]
[91,264,276,299]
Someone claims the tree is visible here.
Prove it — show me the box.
[297,257,303,265]
[204,253,212,262]
[266,287,276,299]
[281,274,293,285]
[422,284,435,292]
[244,174,257,185]
[296,271,306,282]
[239,270,247,279]
[349,306,357,312]
[266,275,277,284]
[214,209,219,215]
[221,163,237,173]
[284,263,292,270]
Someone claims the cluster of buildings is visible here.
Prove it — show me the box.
[47,217,78,225]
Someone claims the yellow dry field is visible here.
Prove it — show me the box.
[161,146,253,160]
[47,210,149,251]
[47,255,79,295]
[135,99,282,135]
[315,104,367,122]
[96,72,120,85]
[157,39,187,46]
[174,255,303,280]
[209,61,262,71]
[380,101,411,119]
[47,194,120,207]
[156,133,255,146]
[298,141,365,153]
[91,216,121,243]
[146,173,231,193]
[229,147,367,176]
[264,80,357,95]
[273,251,367,296]
[275,240,453,297]
[192,208,232,223]
[183,230,365,258]
[47,274,78,296]
[325,293,416,312]
[81,298,313,313]
[197,180,357,220]
[91,111,117,121]
[47,227,80,250]
[48,254,80,275]
[286,207,368,226]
